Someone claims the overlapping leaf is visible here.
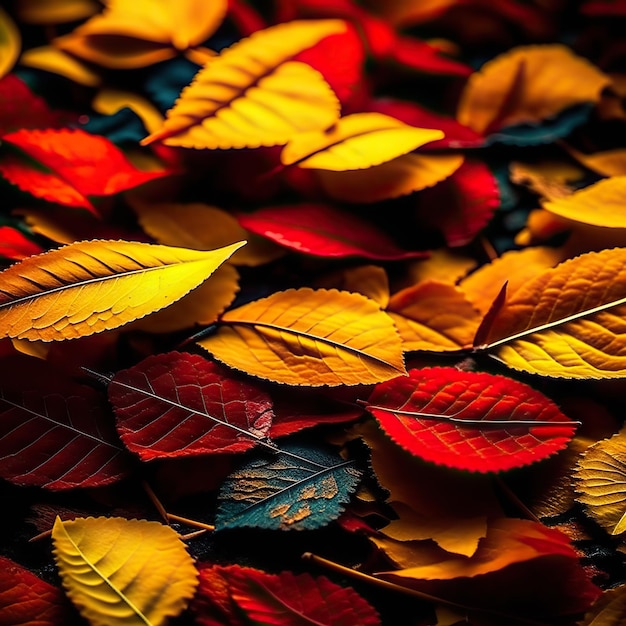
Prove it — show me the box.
[109,351,274,459]
[0,354,131,489]
[52,516,198,626]
[0,239,243,341]
[216,442,362,530]
[579,586,626,626]
[480,248,626,378]
[16,0,99,24]
[0,8,20,79]
[0,225,43,260]
[366,367,577,472]
[198,287,406,386]
[142,20,345,149]
[192,564,380,626]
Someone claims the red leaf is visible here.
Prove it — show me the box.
[237,203,427,260]
[0,355,131,490]
[0,129,171,213]
[110,351,273,460]
[227,0,267,36]
[0,555,77,626]
[0,225,43,261]
[414,159,500,246]
[366,367,578,472]
[192,564,381,626]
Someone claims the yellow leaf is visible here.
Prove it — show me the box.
[52,516,198,626]
[0,239,244,342]
[0,7,20,79]
[19,46,101,87]
[401,249,477,289]
[509,160,582,201]
[93,89,164,134]
[481,248,626,378]
[566,145,626,177]
[16,0,99,24]
[55,0,227,69]
[457,44,611,134]
[543,177,626,228]
[576,427,626,536]
[388,280,481,352]
[141,20,344,149]
[317,152,463,203]
[320,265,390,308]
[281,113,443,171]
[198,288,406,386]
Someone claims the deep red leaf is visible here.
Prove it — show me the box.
[0,129,171,213]
[0,355,131,490]
[387,35,472,77]
[110,351,274,460]
[192,564,381,626]
[0,225,43,261]
[366,367,577,472]
[227,0,267,36]
[237,203,427,260]
[0,555,77,626]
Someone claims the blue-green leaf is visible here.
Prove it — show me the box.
[215,443,362,531]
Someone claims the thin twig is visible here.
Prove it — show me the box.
[495,476,541,523]
[142,481,169,523]
[167,513,215,532]
[28,528,52,542]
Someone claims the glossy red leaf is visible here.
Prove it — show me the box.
[237,203,426,260]
[0,555,77,626]
[192,564,380,626]
[0,225,43,260]
[366,367,578,472]
[109,351,273,460]
[0,355,131,489]
[0,129,170,213]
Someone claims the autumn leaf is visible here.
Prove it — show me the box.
[198,287,406,386]
[52,516,198,626]
[566,145,626,177]
[365,367,578,472]
[0,128,170,212]
[141,20,345,149]
[0,8,20,79]
[479,248,626,378]
[216,442,362,531]
[192,564,380,626]
[19,46,102,87]
[54,0,227,68]
[579,586,626,626]
[108,351,274,459]
[0,224,43,260]
[92,88,165,135]
[16,0,99,24]
[0,239,243,341]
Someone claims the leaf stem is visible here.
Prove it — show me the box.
[167,513,215,532]
[142,481,169,523]
[494,476,541,523]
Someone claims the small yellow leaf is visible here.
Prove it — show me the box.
[543,177,626,228]
[320,265,390,308]
[16,0,99,24]
[0,239,244,341]
[401,249,477,288]
[0,7,20,79]
[198,288,406,386]
[93,89,164,134]
[509,160,582,201]
[566,145,626,177]
[52,516,198,626]
[281,113,444,171]
[457,44,611,134]
[19,46,101,87]
[142,20,344,149]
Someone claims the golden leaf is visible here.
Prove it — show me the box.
[481,248,626,378]
[457,44,611,134]
[576,428,626,535]
[566,146,626,177]
[52,516,198,626]
[198,288,406,386]
[401,249,477,289]
[93,89,164,134]
[317,152,463,203]
[0,7,20,79]
[388,280,481,352]
[281,112,444,171]
[16,0,99,24]
[578,586,626,626]
[321,265,390,308]
[509,160,582,201]
[0,239,244,341]
[19,46,101,87]
[141,20,345,149]
[54,0,227,69]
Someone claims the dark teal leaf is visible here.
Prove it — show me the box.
[215,443,362,531]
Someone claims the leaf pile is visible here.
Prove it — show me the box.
[1,1,626,625]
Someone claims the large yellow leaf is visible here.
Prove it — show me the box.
[198,288,406,386]
[280,113,444,171]
[0,7,20,79]
[543,177,626,228]
[141,20,344,149]
[54,0,227,69]
[480,248,626,378]
[457,44,611,134]
[52,516,198,626]
[0,239,244,341]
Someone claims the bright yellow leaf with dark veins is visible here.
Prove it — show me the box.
[480,248,626,378]
[280,113,444,171]
[457,44,611,134]
[0,7,20,79]
[576,428,626,535]
[0,239,244,341]
[198,288,406,386]
[141,20,344,150]
[52,516,198,626]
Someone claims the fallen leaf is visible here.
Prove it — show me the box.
[0,225,43,260]
[578,586,626,625]
[0,8,20,79]
[199,287,406,386]
[52,516,198,626]
[565,145,626,177]
[19,46,102,86]
[0,239,244,341]
[366,367,577,472]
[92,88,165,134]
